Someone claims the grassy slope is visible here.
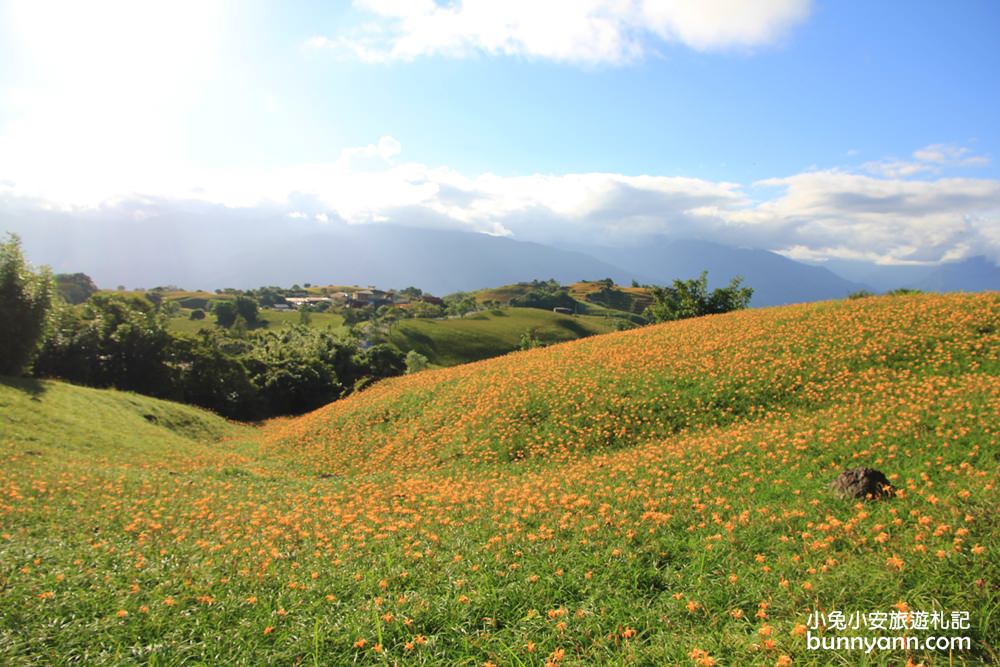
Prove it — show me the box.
[0,377,244,458]
[566,281,653,314]
[474,281,651,322]
[388,307,618,366]
[1,293,998,665]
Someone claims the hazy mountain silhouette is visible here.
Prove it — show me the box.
[812,257,1000,293]
[911,256,1000,292]
[572,238,869,306]
[218,225,643,294]
[16,209,992,302]
[3,213,640,294]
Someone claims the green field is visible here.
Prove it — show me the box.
[388,307,619,366]
[166,308,347,335]
[2,293,998,665]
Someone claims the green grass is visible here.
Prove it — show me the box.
[166,309,347,336]
[0,376,246,459]
[388,307,618,366]
[1,294,997,665]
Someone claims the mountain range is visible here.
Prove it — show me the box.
[4,213,997,303]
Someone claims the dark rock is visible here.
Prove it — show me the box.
[831,467,894,500]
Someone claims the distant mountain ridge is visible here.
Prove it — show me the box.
[5,211,997,302]
[3,214,639,294]
[807,256,1000,293]
[569,238,870,307]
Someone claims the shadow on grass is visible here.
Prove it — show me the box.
[0,375,48,398]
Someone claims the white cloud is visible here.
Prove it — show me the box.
[1,137,998,265]
[307,0,811,65]
[864,143,990,179]
[730,171,1000,263]
[913,143,990,166]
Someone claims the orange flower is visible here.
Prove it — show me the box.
[689,648,717,666]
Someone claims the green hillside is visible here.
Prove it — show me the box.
[0,376,247,460]
[473,280,652,323]
[2,294,998,665]
[388,307,618,366]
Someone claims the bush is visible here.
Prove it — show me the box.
[644,272,753,323]
[405,350,429,374]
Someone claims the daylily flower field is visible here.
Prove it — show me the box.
[1,293,997,665]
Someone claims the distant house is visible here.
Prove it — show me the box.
[419,295,445,306]
[349,289,392,307]
[553,306,573,315]
[285,296,333,309]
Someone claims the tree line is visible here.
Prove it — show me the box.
[1,235,405,420]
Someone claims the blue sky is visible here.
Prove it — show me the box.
[1,0,999,263]
[212,0,1000,181]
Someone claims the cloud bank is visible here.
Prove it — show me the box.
[307,0,812,65]
[1,138,998,265]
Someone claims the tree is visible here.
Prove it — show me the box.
[405,349,429,374]
[234,295,259,326]
[365,343,406,378]
[160,300,181,317]
[214,301,238,327]
[444,292,479,317]
[174,332,260,420]
[408,301,444,319]
[644,272,753,323]
[341,304,375,326]
[214,296,259,328]
[34,293,175,395]
[0,234,55,375]
[55,272,98,305]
